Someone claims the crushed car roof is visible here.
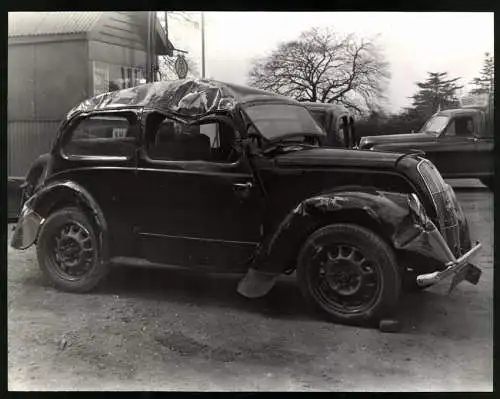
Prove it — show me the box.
[66,79,298,120]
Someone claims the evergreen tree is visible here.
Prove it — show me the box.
[470,52,494,95]
[409,72,463,119]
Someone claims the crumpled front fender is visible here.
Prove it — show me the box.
[239,187,471,299]
[251,188,412,274]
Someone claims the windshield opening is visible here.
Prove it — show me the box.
[244,104,324,141]
[419,115,450,134]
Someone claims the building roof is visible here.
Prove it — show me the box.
[9,12,102,37]
[65,79,298,121]
[8,12,174,55]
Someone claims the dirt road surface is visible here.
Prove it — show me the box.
[7,181,493,391]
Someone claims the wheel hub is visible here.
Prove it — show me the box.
[53,222,94,277]
[324,258,363,296]
[314,243,380,312]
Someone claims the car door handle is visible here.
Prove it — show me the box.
[233,182,253,190]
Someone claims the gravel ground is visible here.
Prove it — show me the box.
[7,182,493,391]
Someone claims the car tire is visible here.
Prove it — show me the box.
[480,177,493,191]
[37,207,109,293]
[296,223,401,325]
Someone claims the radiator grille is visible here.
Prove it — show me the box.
[417,159,460,256]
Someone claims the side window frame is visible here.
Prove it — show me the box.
[141,111,244,167]
[59,110,140,162]
[442,119,456,138]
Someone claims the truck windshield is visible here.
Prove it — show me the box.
[245,104,324,141]
[419,115,449,134]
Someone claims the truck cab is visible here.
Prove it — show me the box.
[359,94,494,188]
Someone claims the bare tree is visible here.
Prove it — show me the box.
[248,27,390,114]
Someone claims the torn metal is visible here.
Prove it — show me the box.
[66,79,292,122]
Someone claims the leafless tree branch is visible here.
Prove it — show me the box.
[248,28,390,114]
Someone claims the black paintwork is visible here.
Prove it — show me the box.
[359,108,494,179]
[12,79,472,277]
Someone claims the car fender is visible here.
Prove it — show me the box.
[11,180,109,262]
[252,187,414,275]
[237,186,417,298]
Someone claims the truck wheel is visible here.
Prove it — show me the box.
[296,223,401,325]
[36,207,109,293]
[480,177,493,191]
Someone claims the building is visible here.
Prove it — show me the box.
[8,11,174,176]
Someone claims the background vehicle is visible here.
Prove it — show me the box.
[302,102,356,148]
[358,94,494,189]
[11,79,481,326]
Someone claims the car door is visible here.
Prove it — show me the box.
[52,111,141,258]
[135,112,263,271]
[429,115,485,178]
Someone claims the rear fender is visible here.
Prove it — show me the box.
[10,181,109,261]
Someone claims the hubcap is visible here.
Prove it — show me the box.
[311,243,381,313]
[51,222,95,278]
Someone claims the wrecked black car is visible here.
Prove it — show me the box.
[11,79,482,325]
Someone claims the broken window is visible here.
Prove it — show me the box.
[145,113,238,163]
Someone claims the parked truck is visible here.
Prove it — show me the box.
[358,93,494,189]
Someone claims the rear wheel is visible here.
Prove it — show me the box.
[296,223,401,325]
[37,207,109,293]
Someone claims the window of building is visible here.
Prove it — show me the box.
[93,61,145,95]
[62,115,138,158]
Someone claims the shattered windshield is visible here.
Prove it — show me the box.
[244,104,324,141]
[419,115,449,134]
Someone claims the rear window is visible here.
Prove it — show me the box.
[62,115,137,158]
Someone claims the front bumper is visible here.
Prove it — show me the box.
[11,204,44,250]
[397,218,482,292]
[416,241,482,291]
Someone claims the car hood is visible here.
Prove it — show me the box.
[360,133,434,148]
[275,147,403,169]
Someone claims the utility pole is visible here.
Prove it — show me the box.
[146,11,151,82]
[146,11,158,82]
[201,12,205,79]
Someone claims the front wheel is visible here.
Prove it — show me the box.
[296,223,401,325]
[37,207,109,293]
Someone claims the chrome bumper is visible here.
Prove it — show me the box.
[416,241,482,288]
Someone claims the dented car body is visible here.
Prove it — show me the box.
[11,79,482,325]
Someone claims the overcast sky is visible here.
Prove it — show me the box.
[168,12,494,113]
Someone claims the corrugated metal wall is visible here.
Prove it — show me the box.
[8,120,61,177]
